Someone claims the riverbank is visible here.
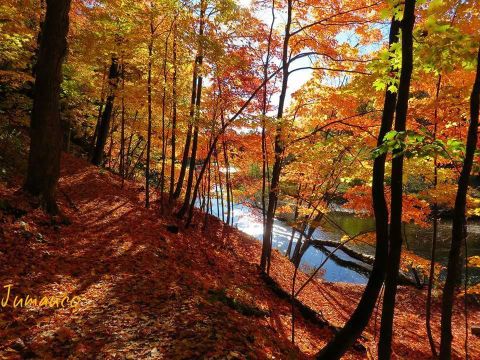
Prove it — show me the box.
[1,153,479,359]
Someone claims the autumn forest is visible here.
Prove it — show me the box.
[1,0,480,358]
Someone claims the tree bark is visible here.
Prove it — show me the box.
[24,0,72,214]
[145,9,155,208]
[91,56,120,166]
[439,45,480,360]
[120,59,126,187]
[89,65,107,160]
[426,74,442,358]
[169,23,178,202]
[160,23,173,212]
[173,3,205,201]
[316,16,401,359]
[177,0,205,218]
[378,2,416,358]
[261,0,292,274]
[262,0,275,236]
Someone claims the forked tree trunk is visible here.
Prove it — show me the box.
[91,56,120,166]
[172,82,195,199]
[316,16,401,359]
[177,0,205,218]
[24,0,71,214]
[173,3,205,201]
[439,45,480,360]
[378,1,416,358]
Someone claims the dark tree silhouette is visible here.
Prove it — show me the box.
[378,1,416,358]
[24,0,72,214]
[439,45,480,360]
[91,56,120,166]
[316,15,401,360]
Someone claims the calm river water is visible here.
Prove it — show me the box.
[205,199,480,284]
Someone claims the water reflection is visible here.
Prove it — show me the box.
[203,198,480,284]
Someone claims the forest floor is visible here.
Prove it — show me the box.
[0,153,479,359]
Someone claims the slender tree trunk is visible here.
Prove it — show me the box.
[128,143,147,180]
[214,147,225,221]
[261,0,292,274]
[177,1,205,218]
[426,74,442,358]
[177,118,200,218]
[204,149,212,227]
[120,59,126,187]
[172,89,195,199]
[125,112,138,171]
[262,0,275,233]
[160,25,173,212]
[89,65,107,160]
[107,113,117,168]
[92,56,120,166]
[173,4,205,201]
[145,12,154,208]
[24,0,71,214]
[183,61,283,227]
[214,151,220,218]
[169,23,178,202]
[286,183,302,258]
[222,129,231,224]
[439,45,480,360]
[378,2,416,358]
[316,16,401,359]
[464,235,469,360]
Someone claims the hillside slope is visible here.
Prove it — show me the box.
[0,154,478,359]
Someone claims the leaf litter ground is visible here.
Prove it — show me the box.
[0,154,478,359]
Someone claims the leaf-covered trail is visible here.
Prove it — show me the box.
[0,154,478,359]
[0,154,342,359]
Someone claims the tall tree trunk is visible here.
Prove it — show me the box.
[91,56,120,166]
[24,0,71,214]
[261,0,292,274]
[439,45,480,360]
[120,59,126,187]
[426,74,442,358]
[173,3,205,201]
[160,24,173,212]
[172,75,195,200]
[316,16,401,359]
[177,0,205,218]
[145,12,154,208]
[378,2,416,358]
[262,0,275,233]
[169,23,178,202]
[89,65,107,160]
